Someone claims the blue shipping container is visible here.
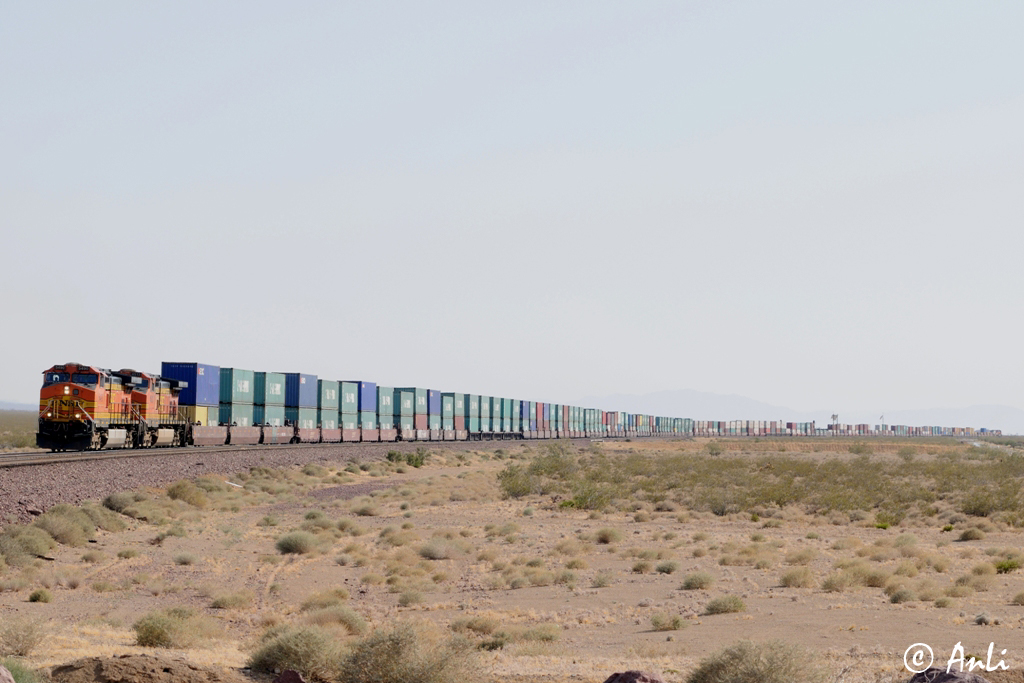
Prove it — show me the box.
[160,362,220,406]
[427,389,441,415]
[283,373,318,408]
[348,381,377,412]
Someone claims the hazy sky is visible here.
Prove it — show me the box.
[3,2,1022,415]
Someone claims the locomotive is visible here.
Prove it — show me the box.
[36,363,189,451]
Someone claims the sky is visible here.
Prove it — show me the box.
[2,2,1022,419]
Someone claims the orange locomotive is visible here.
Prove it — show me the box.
[37,363,188,451]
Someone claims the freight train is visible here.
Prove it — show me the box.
[34,362,999,452]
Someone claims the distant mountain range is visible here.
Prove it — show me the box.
[575,389,1024,435]
[0,401,34,411]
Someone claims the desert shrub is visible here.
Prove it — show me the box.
[117,549,138,559]
[0,618,46,657]
[132,607,220,648]
[33,505,95,546]
[0,526,56,567]
[706,442,723,456]
[450,615,499,636]
[656,561,679,575]
[81,550,104,564]
[0,657,41,683]
[497,464,539,499]
[704,595,745,615]
[277,532,318,555]
[650,613,685,631]
[682,572,714,590]
[419,540,461,561]
[1011,591,1024,606]
[890,588,916,604]
[301,588,350,611]
[934,597,953,608]
[303,606,367,635]
[28,589,51,603]
[102,492,136,513]
[995,558,1021,574]
[353,505,379,517]
[398,591,424,607]
[249,625,342,681]
[592,571,612,588]
[686,639,823,683]
[173,553,197,566]
[848,442,873,455]
[785,548,817,565]
[335,622,476,683]
[166,481,207,508]
[595,528,622,544]
[211,590,253,609]
[631,561,651,574]
[959,528,986,542]
[79,504,126,532]
[780,567,814,588]
[258,515,279,527]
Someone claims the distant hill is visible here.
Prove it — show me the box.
[0,401,34,412]
[575,389,1024,435]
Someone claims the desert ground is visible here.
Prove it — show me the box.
[3,437,1024,683]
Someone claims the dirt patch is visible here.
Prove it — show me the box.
[50,654,250,683]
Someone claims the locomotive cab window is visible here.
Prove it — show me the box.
[72,373,99,385]
[43,372,70,386]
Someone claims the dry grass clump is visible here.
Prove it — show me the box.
[1011,591,1024,606]
[418,539,466,561]
[686,639,824,683]
[335,621,476,683]
[301,588,351,611]
[277,531,318,555]
[656,561,679,574]
[28,588,51,603]
[703,595,745,615]
[33,504,101,546]
[0,525,56,567]
[0,617,47,656]
[249,625,343,681]
[682,572,714,590]
[303,606,368,635]
[785,548,817,565]
[650,613,685,631]
[0,656,40,683]
[173,552,198,566]
[166,480,208,508]
[132,607,222,648]
[595,528,623,544]
[780,567,814,588]
[210,590,253,609]
[959,528,986,541]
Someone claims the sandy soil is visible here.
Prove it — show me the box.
[2,439,1023,682]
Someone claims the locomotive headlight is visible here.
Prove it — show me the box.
[64,387,70,395]
[46,412,52,417]
[75,413,81,418]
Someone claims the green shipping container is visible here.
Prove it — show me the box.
[340,382,359,414]
[255,404,286,426]
[340,413,359,430]
[254,372,286,405]
[480,397,491,423]
[442,417,454,430]
[396,387,427,415]
[428,414,440,430]
[464,395,479,421]
[395,389,415,416]
[394,414,413,430]
[220,368,255,404]
[286,407,317,430]
[441,394,455,419]
[219,402,253,427]
[377,386,394,416]
[359,411,376,429]
[318,409,338,430]
[318,380,340,412]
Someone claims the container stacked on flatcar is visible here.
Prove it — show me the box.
[256,372,292,444]
[319,380,341,443]
[220,368,260,445]
[285,373,318,442]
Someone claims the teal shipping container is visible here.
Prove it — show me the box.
[441,417,454,430]
[441,394,455,419]
[318,409,338,430]
[219,402,254,427]
[428,414,440,430]
[480,397,491,426]
[395,389,415,416]
[255,404,286,426]
[318,380,340,412]
[359,411,377,429]
[219,368,255,404]
[377,387,394,416]
[464,395,479,421]
[394,414,413,430]
[340,382,358,414]
[340,413,359,430]
[396,387,428,415]
[254,372,286,405]
[286,407,317,430]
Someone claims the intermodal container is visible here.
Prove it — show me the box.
[377,386,394,415]
[442,417,455,430]
[254,372,286,405]
[318,409,338,430]
[284,373,318,408]
[346,381,376,412]
[395,389,415,416]
[428,414,440,430]
[441,393,455,419]
[394,414,414,430]
[480,396,491,429]
[318,380,339,412]
[340,382,359,414]
[286,406,317,430]
[254,404,286,426]
[161,362,219,406]
[219,368,255,404]
[340,413,359,430]
[359,411,377,429]
[219,402,254,427]
[179,404,217,426]
[427,390,441,415]
[395,387,428,414]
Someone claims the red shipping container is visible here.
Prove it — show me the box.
[454,415,465,430]
[414,414,427,430]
